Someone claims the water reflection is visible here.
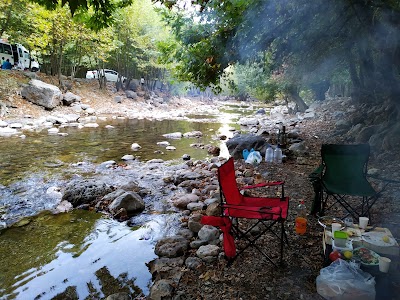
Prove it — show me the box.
[0,117,239,186]
[0,102,259,299]
[0,210,161,299]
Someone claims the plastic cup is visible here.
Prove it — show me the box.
[359,217,369,229]
[379,257,391,273]
[344,217,353,227]
[331,223,342,235]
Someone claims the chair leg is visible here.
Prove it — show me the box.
[230,219,285,268]
[280,221,284,266]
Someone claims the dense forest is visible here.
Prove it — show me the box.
[1,0,400,115]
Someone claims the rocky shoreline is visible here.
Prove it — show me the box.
[1,72,400,299]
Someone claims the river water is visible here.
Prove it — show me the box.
[0,103,257,299]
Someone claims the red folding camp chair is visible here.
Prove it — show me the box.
[208,157,290,267]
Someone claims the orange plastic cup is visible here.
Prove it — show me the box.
[295,217,307,235]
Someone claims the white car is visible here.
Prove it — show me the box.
[86,69,125,82]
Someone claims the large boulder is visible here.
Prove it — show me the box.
[125,90,138,100]
[128,79,140,92]
[21,79,62,109]
[155,236,189,258]
[226,134,267,159]
[63,91,82,106]
[62,179,113,207]
[108,191,145,216]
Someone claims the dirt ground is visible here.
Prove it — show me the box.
[2,71,400,299]
[168,102,400,300]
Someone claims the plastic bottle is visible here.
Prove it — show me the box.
[295,200,307,235]
[265,145,274,162]
[274,146,282,163]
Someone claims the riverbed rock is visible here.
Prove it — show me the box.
[183,131,203,138]
[205,202,221,216]
[21,79,62,109]
[196,244,220,259]
[84,123,99,128]
[187,202,205,211]
[121,154,135,160]
[9,123,22,128]
[62,179,113,207]
[288,141,307,155]
[125,90,138,99]
[188,214,203,233]
[162,132,183,139]
[172,193,200,209]
[177,228,194,240]
[207,145,220,156]
[148,279,174,300]
[173,170,203,185]
[85,107,95,115]
[108,191,145,216]
[48,127,59,134]
[0,127,18,136]
[131,143,141,150]
[182,154,191,160]
[154,236,189,258]
[190,239,208,249]
[46,186,62,200]
[105,292,132,300]
[238,117,259,126]
[63,91,82,106]
[46,115,67,124]
[157,141,170,146]
[55,200,73,213]
[198,225,220,242]
[185,257,203,270]
[147,257,185,282]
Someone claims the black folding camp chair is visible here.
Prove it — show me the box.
[309,144,390,220]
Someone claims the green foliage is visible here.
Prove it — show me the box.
[1,0,174,83]
[223,53,280,102]
[158,0,400,111]
[32,0,133,30]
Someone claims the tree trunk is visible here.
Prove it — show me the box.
[286,85,308,112]
[347,47,362,103]
[57,42,63,85]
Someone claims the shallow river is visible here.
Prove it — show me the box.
[0,103,257,299]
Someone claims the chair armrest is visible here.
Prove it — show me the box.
[240,181,285,190]
[308,164,323,181]
[223,203,282,215]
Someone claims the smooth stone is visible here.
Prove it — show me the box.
[131,143,141,150]
[163,132,183,139]
[84,123,99,128]
[121,155,135,160]
[196,245,220,259]
[48,127,59,134]
[9,123,23,128]
[157,141,170,146]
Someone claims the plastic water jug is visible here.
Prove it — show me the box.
[274,146,282,163]
[265,146,274,162]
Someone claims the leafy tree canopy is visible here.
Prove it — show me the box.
[32,0,133,29]
[158,0,400,113]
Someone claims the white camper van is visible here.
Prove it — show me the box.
[0,40,39,71]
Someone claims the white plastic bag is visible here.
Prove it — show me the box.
[316,259,375,300]
[245,151,262,165]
